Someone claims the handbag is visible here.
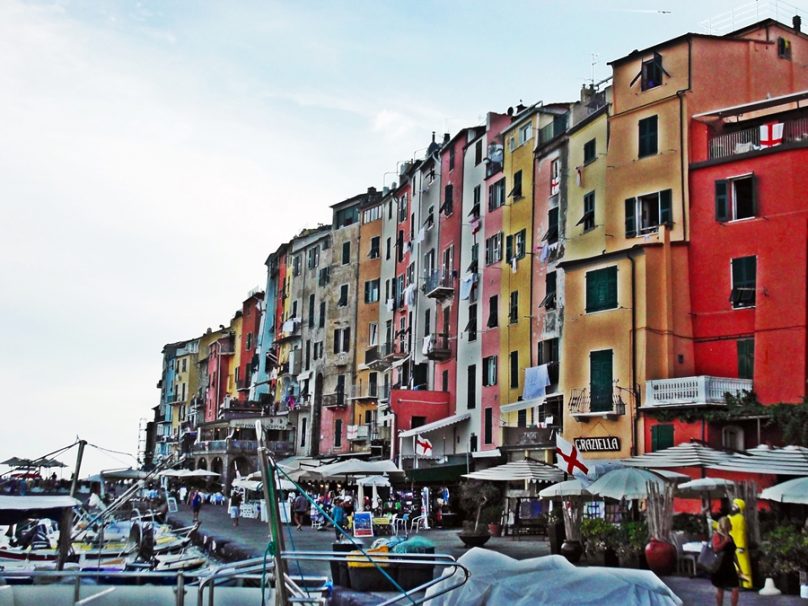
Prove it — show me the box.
[698,541,725,573]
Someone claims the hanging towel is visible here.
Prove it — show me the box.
[459,272,475,300]
[422,334,433,355]
[386,298,395,312]
[470,217,481,234]
[523,364,551,400]
[282,319,296,333]
[539,245,549,263]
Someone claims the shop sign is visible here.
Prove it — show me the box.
[573,436,621,452]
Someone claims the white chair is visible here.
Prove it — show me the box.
[671,531,697,577]
[393,513,410,536]
[410,514,427,534]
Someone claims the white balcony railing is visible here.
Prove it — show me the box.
[644,376,753,407]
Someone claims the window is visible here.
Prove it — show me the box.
[509,170,523,199]
[333,327,351,353]
[541,272,557,309]
[509,291,519,323]
[334,419,343,448]
[550,159,560,195]
[467,364,477,409]
[424,308,431,336]
[586,266,618,313]
[578,191,595,232]
[778,36,792,59]
[364,279,380,303]
[651,424,674,452]
[319,301,326,328]
[342,242,351,265]
[484,408,493,445]
[638,115,658,158]
[737,338,754,379]
[449,145,455,170]
[442,184,453,215]
[307,246,319,269]
[517,409,527,428]
[583,139,596,164]
[300,417,307,447]
[487,295,498,328]
[722,425,745,450]
[411,416,426,429]
[716,175,756,222]
[485,233,503,265]
[308,294,315,328]
[730,256,756,308]
[640,52,665,90]
[369,236,380,259]
[483,356,498,386]
[363,205,382,223]
[542,207,559,244]
[338,284,349,307]
[318,266,330,287]
[293,255,301,277]
[473,185,481,209]
[488,179,506,210]
[385,237,391,260]
[467,303,478,341]
[538,338,560,384]
[518,122,532,146]
[509,351,519,388]
[475,139,483,165]
[506,229,527,262]
[369,323,378,346]
[625,189,672,237]
[398,196,407,222]
[590,349,614,412]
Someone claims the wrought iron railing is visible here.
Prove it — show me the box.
[708,117,808,160]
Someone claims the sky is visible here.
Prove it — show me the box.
[1,0,801,476]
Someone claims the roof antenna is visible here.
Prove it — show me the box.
[591,52,599,87]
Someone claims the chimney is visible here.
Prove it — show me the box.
[516,103,526,113]
[794,15,802,32]
[443,133,450,144]
[367,186,377,197]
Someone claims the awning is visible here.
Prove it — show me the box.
[472,449,502,459]
[399,412,471,438]
[407,463,467,484]
[391,356,410,369]
[463,459,564,483]
[0,496,81,525]
[500,393,560,414]
[297,370,312,382]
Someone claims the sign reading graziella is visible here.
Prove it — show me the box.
[573,436,621,452]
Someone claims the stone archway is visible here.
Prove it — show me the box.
[197,458,208,470]
[211,457,224,476]
[187,459,196,471]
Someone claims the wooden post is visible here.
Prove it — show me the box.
[56,506,73,570]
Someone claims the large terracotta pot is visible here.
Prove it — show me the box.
[644,538,677,576]
[560,540,584,564]
[457,532,491,548]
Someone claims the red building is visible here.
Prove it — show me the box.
[236,291,264,402]
[205,333,235,422]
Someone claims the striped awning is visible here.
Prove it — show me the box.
[708,445,808,476]
[500,393,561,414]
[463,459,564,483]
[399,412,471,438]
[622,442,735,469]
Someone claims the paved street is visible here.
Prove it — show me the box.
[169,504,806,605]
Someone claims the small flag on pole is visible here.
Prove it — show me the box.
[415,435,433,457]
[554,434,589,480]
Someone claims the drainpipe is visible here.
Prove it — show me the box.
[627,248,640,456]
[676,37,693,241]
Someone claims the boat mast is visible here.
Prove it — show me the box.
[69,440,87,498]
[256,421,289,606]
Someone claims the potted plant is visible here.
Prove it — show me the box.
[581,517,620,567]
[456,481,503,548]
[546,508,565,555]
[760,525,808,595]
[616,520,649,569]
[645,482,677,576]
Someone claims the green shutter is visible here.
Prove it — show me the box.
[651,424,674,451]
[505,235,513,261]
[659,189,673,226]
[586,266,617,313]
[715,180,729,222]
[605,266,617,308]
[625,198,637,237]
[590,349,613,412]
[737,338,755,380]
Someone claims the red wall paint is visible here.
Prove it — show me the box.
[237,294,263,402]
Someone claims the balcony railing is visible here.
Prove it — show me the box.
[267,440,295,456]
[382,341,407,360]
[322,389,348,408]
[644,376,753,408]
[350,383,379,399]
[191,439,258,454]
[347,424,370,441]
[569,387,626,418]
[708,117,808,160]
[423,270,455,299]
[425,333,452,361]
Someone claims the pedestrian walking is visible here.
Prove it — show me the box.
[710,516,743,606]
[191,490,202,522]
[228,491,242,527]
[293,491,308,530]
[332,497,346,541]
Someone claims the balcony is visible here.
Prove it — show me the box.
[425,333,452,361]
[267,440,295,457]
[347,424,370,441]
[569,387,626,421]
[538,113,568,147]
[708,116,808,160]
[364,345,390,371]
[423,270,455,300]
[191,439,258,455]
[350,383,379,400]
[331,351,351,367]
[382,341,407,361]
[643,376,753,409]
[322,389,348,408]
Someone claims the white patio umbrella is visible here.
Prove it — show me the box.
[623,442,734,469]
[313,459,402,478]
[588,467,665,500]
[759,477,808,505]
[463,459,565,483]
[157,469,189,478]
[708,445,808,476]
[676,477,736,499]
[538,479,591,499]
[184,469,220,478]
[355,475,391,512]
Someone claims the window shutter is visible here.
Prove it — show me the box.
[625,198,637,237]
[344,327,351,351]
[750,174,758,216]
[715,180,729,222]
[333,330,340,354]
[651,424,674,451]
[605,266,618,308]
[505,235,513,261]
[589,349,613,412]
[659,189,673,226]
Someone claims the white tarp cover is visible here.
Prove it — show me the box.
[425,549,682,606]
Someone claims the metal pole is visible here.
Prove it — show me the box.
[70,440,87,498]
[256,421,288,606]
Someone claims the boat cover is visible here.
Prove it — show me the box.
[0,496,81,524]
[425,549,682,606]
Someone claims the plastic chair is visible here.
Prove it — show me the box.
[393,513,410,536]
[410,514,427,534]
[671,531,697,577]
